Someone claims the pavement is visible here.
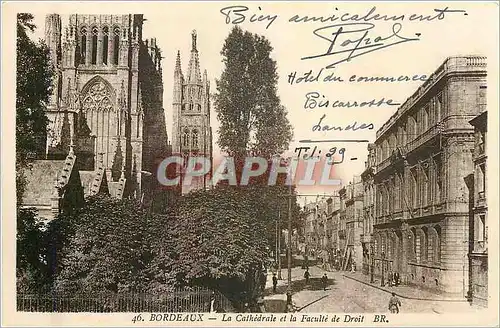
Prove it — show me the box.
[263,265,486,314]
[342,270,464,301]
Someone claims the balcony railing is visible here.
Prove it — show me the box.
[406,124,441,154]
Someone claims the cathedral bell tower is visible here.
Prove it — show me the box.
[172,30,213,193]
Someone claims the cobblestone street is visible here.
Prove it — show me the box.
[265,265,486,314]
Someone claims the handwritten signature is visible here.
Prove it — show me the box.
[302,22,419,68]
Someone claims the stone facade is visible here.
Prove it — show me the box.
[22,14,170,218]
[361,144,376,275]
[467,111,488,305]
[372,56,487,294]
[339,177,364,271]
[171,31,213,194]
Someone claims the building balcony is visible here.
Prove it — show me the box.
[406,124,441,155]
[473,240,488,254]
[476,191,486,208]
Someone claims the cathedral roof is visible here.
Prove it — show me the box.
[22,160,67,207]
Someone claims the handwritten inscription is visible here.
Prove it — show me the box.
[287,69,428,85]
[312,114,374,132]
[288,6,467,24]
[220,5,278,29]
[217,4,469,167]
[304,92,400,109]
[295,146,347,164]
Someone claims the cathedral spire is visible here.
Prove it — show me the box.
[191,30,197,52]
[186,30,201,84]
[174,50,182,77]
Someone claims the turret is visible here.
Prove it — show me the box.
[45,14,62,107]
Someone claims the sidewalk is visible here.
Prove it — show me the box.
[343,271,467,302]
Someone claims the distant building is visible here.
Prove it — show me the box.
[361,144,377,275]
[372,56,487,294]
[466,111,488,305]
[171,31,213,194]
[340,177,364,271]
[21,14,170,219]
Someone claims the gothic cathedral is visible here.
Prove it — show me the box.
[41,14,169,203]
[171,31,213,194]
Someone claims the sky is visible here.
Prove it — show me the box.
[25,2,498,204]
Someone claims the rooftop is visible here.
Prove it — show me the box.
[376,55,487,140]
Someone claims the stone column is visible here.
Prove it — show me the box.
[97,26,103,65]
[400,220,409,284]
[108,33,114,66]
[85,29,91,66]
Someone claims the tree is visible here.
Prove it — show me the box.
[54,196,151,295]
[169,186,269,309]
[214,26,292,160]
[16,208,49,293]
[16,13,54,292]
[16,13,53,163]
[214,27,298,251]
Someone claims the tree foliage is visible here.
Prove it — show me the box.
[54,196,151,295]
[16,13,54,292]
[16,13,53,161]
[169,186,269,307]
[214,26,293,160]
[16,208,48,293]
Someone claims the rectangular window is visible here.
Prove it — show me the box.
[480,164,486,193]
[478,215,485,242]
[436,93,442,122]
[423,106,429,132]
[435,157,442,203]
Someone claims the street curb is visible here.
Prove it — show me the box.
[342,274,467,303]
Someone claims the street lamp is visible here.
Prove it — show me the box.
[370,244,375,283]
[380,251,386,287]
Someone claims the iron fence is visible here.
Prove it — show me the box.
[17,287,233,313]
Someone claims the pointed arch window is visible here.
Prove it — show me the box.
[113,27,120,65]
[91,26,98,65]
[192,129,199,148]
[82,79,114,113]
[79,27,87,64]
[102,26,109,64]
[182,128,190,149]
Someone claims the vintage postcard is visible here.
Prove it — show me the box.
[1,1,499,327]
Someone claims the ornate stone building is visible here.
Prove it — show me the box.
[171,31,213,194]
[21,14,170,219]
[372,56,487,294]
[466,110,488,305]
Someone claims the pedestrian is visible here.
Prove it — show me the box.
[393,272,400,286]
[304,269,310,284]
[387,270,393,287]
[209,292,216,313]
[351,262,356,273]
[321,273,328,291]
[272,273,278,293]
[388,292,402,313]
[260,270,267,291]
